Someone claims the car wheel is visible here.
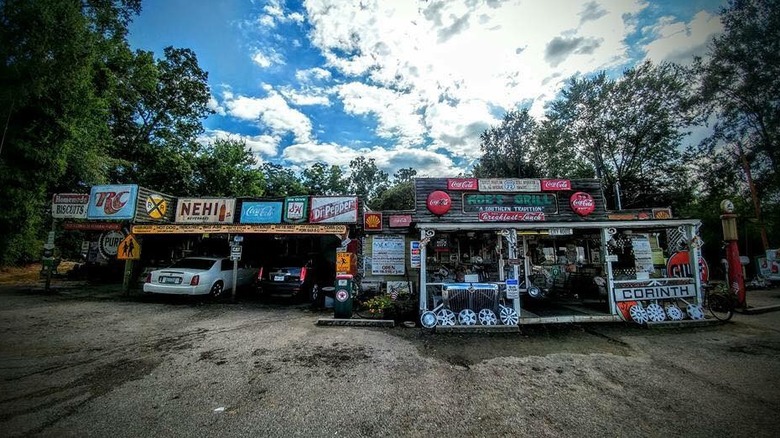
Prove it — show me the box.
[310,283,321,306]
[209,281,224,299]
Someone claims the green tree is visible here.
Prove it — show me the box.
[472,109,542,178]
[372,168,417,210]
[107,46,212,194]
[393,167,417,183]
[544,62,695,210]
[348,157,389,208]
[194,137,265,197]
[694,0,780,249]
[0,0,140,264]
[260,163,307,197]
[301,162,349,195]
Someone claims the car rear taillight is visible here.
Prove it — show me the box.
[190,275,199,286]
[300,267,307,282]
[145,274,151,283]
[257,267,263,281]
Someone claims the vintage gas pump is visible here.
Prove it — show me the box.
[334,274,354,319]
[720,200,745,307]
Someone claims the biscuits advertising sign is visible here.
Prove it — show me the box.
[52,193,89,219]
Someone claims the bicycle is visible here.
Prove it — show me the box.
[703,282,738,322]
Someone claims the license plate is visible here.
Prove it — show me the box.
[160,276,181,284]
[273,275,285,282]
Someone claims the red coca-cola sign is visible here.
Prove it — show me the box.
[541,179,572,191]
[427,191,452,215]
[447,178,478,191]
[478,211,546,222]
[570,192,595,216]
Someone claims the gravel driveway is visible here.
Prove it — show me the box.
[1,283,779,437]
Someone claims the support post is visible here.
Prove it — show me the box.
[122,259,133,295]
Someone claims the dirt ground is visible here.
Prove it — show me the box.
[1,270,780,437]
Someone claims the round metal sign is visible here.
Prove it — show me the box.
[426,191,452,216]
[98,230,124,258]
[570,192,595,216]
[335,289,349,302]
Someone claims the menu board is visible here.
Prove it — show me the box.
[371,235,405,276]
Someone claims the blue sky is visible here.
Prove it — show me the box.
[128,0,726,177]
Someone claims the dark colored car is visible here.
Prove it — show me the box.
[256,258,335,305]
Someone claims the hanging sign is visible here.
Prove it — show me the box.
[175,198,235,223]
[52,193,89,219]
[87,185,138,220]
[570,192,595,216]
[426,191,451,215]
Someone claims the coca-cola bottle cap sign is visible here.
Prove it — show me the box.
[427,191,452,216]
[570,192,595,216]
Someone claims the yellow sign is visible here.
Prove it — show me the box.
[145,194,167,219]
[131,223,348,235]
[336,252,356,275]
[117,234,141,260]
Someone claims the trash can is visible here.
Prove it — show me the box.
[333,274,354,319]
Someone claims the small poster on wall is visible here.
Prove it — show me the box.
[631,234,654,279]
[372,235,405,275]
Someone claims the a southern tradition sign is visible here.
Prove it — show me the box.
[132,223,347,235]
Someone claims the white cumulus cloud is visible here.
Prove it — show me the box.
[225,92,312,143]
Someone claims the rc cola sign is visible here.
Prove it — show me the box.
[87,185,138,220]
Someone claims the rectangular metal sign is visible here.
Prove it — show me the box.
[478,178,541,192]
[87,185,138,220]
[309,197,358,224]
[284,196,309,223]
[240,201,283,224]
[52,193,89,219]
[613,282,696,302]
[463,193,558,214]
[175,198,235,223]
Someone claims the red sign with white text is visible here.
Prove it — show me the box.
[541,179,572,191]
[478,211,546,222]
[389,215,412,227]
[667,250,710,283]
[427,191,451,215]
[447,178,478,191]
[570,192,595,216]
